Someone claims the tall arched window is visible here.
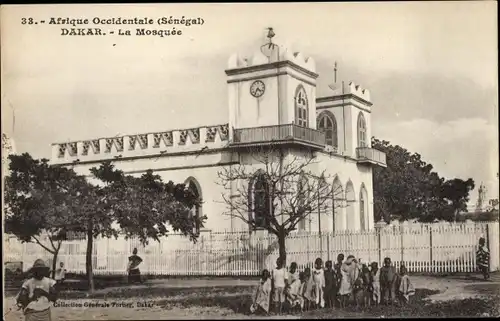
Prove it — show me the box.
[345,180,356,231]
[359,189,366,231]
[186,179,202,235]
[251,173,271,229]
[332,177,344,232]
[295,85,308,127]
[317,111,338,148]
[359,184,369,231]
[357,112,367,147]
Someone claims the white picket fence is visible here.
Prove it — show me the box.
[4,221,499,276]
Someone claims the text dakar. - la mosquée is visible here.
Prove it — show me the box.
[49,16,204,37]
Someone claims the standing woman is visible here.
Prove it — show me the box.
[476,237,490,280]
[338,255,354,308]
[16,259,58,321]
[127,248,143,284]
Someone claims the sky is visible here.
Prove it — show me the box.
[1,2,498,202]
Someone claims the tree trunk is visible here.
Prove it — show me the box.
[278,232,287,267]
[51,250,58,279]
[50,240,63,279]
[86,221,95,293]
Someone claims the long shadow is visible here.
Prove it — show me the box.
[301,289,500,318]
[58,285,254,301]
[464,283,500,296]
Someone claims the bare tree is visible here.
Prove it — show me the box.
[217,145,345,264]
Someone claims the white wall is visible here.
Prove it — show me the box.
[71,151,235,232]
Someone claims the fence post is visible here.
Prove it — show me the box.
[429,226,433,273]
[374,220,385,266]
[486,222,500,272]
[400,224,404,266]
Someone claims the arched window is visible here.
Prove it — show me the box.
[359,189,366,231]
[317,111,338,148]
[345,180,356,231]
[357,112,367,147]
[251,173,271,229]
[186,179,202,235]
[359,184,369,231]
[295,85,308,127]
[332,177,344,232]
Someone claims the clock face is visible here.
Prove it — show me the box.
[250,80,265,98]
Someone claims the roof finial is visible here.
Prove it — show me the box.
[266,27,276,49]
[328,62,339,92]
[334,61,338,84]
[261,27,278,62]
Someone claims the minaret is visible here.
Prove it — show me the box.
[225,28,318,134]
[475,182,487,212]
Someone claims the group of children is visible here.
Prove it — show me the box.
[250,254,416,315]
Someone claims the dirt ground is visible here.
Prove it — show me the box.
[3,275,499,320]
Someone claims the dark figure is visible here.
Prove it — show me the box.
[476,237,490,280]
[379,257,398,305]
[127,248,143,284]
[16,259,58,321]
[323,260,337,308]
[361,264,373,307]
[351,259,364,308]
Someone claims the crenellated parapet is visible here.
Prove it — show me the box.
[51,124,229,165]
[345,81,371,102]
[316,81,372,109]
[227,45,316,73]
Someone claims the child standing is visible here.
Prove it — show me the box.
[324,260,336,308]
[288,262,299,284]
[312,258,326,309]
[360,264,372,307]
[370,262,381,305]
[476,237,490,280]
[379,257,397,305]
[286,270,304,313]
[302,267,315,311]
[250,269,272,315]
[398,265,415,304]
[54,262,66,286]
[350,258,364,308]
[271,258,288,314]
[334,254,344,307]
[16,259,58,321]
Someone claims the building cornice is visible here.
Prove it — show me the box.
[317,102,371,114]
[54,147,231,167]
[55,144,358,171]
[316,94,373,107]
[316,149,359,164]
[225,60,319,80]
[82,160,240,177]
[227,71,316,87]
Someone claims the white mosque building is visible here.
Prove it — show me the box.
[50,31,386,234]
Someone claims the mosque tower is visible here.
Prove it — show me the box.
[475,182,487,212]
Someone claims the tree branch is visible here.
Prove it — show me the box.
[32,236,55,254]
